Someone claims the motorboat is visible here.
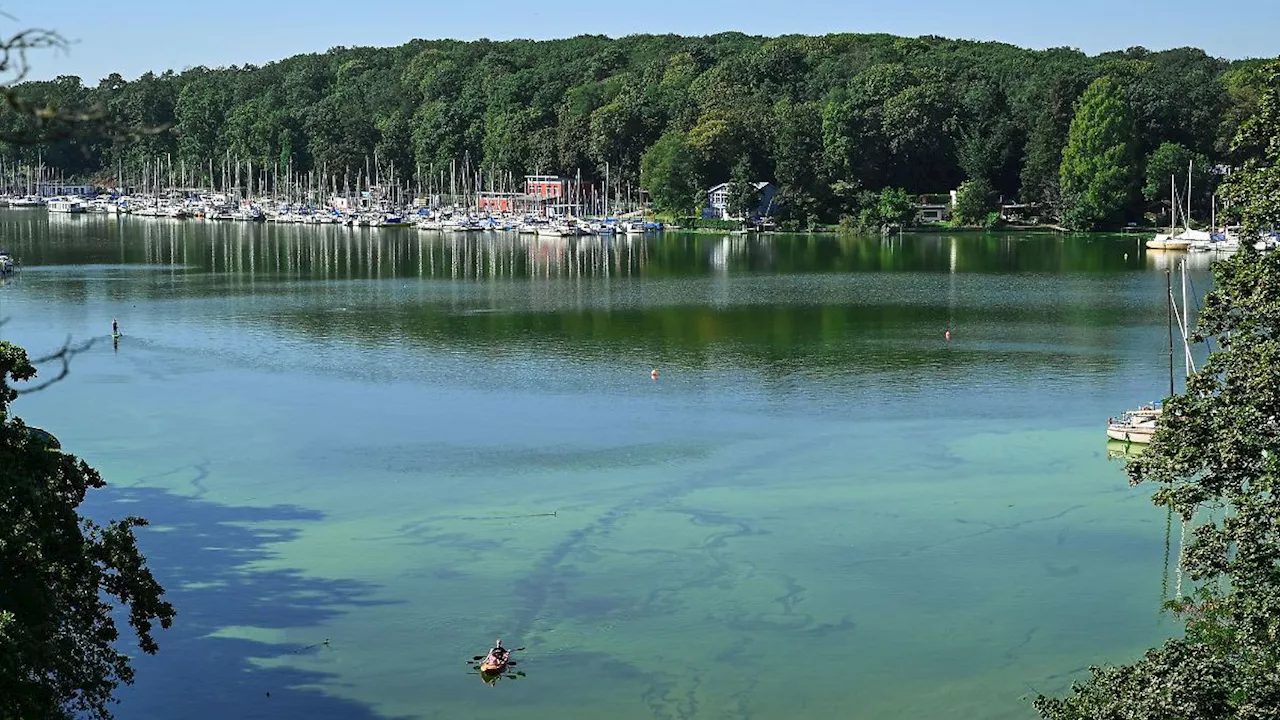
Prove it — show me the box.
[47,197,87,214]
[1106,404,1162,444]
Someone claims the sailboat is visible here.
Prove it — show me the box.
[1147,161,1208,251]
[1106,260,1197,444]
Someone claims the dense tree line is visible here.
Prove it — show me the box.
[0,33,1270,228]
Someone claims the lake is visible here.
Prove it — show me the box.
[1,213,1207,719]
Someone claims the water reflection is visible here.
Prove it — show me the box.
[1106,439,1147,461]
[3,213,1154,280]
[1145,249,1222,272]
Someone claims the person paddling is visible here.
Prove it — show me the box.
[488,638,508,665]
[112,318,119,337]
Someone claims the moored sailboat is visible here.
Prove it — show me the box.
[1106,261,1197,445]
[1146,161,1199,251]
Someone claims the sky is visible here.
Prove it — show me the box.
[10,0,1279,84]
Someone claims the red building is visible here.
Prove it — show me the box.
[525,175,568,200]
[477,192,521,213]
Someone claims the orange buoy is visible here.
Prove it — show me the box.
[650,369,659,380]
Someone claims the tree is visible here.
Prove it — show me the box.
[876,186,916,229]
[1060,76,1139,230]
[640,130,698,216]
[725,155,758,220]
[0,23,176,719]
[1219,61,1280,237]
[1,342,176,720]
[1143,142,1212,227]
[0,31,1258,222]
[956,80,1022,198]
[880,76,959,192]
[1019,72,1089,213]
[952,178,995,226]
[772,98,825,227]
[1034,59,1280,720]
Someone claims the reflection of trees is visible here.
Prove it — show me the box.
[273,294,1137,380]
[7,216,1156,282]
[7,217,1174,376]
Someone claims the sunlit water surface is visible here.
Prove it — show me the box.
[1,213,1209,719]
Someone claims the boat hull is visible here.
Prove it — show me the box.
[1146,238,1191,251]
[1106,424,1154,444]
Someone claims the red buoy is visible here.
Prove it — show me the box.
[945,330,951,341]
[650,369,659,380]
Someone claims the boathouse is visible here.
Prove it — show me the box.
[477,192,528,214]
[37,183,95,197]
[915,193,953,224]
[525,175,569,200]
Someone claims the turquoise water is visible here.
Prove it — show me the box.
[1,214,1202,719]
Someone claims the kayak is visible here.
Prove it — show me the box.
[479,651,508,673]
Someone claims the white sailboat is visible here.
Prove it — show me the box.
[1107,260,1197,444]
[1147,161,1200,251]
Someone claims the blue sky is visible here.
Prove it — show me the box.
[12,0,1278,83]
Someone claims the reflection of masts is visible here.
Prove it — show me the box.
[1161,505,1171,603]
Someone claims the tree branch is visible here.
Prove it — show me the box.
[16,334,101,395]
[0,24,170,146]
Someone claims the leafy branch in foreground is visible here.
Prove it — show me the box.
[15,334,102,394]
[0,23,168,146]
[1,341,176,720]
[1035,59,1280,720]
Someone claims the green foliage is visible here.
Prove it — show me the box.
[1217,61,1270,162]
[1143,142,1212,225]
[953,178,995,226]
[687,218,740,230]
[773,98,825,228]
[878,187,916,228]
[640,131,698,216]
[1019,72,1089,214]
[0,343,176,719]
[854,186,917,230]
[726,156,759,219]
[956,81,1022,197]
[1060,76,1139,230]
[0,34,1256,224]
[1219,61,1280,239]
[1035,59,1280,720]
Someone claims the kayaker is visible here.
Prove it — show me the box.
[488,638,507,664]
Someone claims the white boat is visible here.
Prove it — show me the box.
[9,195,44,207]
[1106,405,1162,443]
[537,220,579,237]
[1107,259,1196,445]
[1147,163,1204,252]
[48,197,86,214]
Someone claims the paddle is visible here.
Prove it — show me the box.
[471,647,524,660]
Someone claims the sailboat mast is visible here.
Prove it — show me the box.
[1167,269,1175,399]
[1181,260,1193,378]
[1186,161,1193,232]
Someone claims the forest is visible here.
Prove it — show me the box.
[0,32,1269,229]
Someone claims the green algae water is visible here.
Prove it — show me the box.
[1,213,1207,719]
